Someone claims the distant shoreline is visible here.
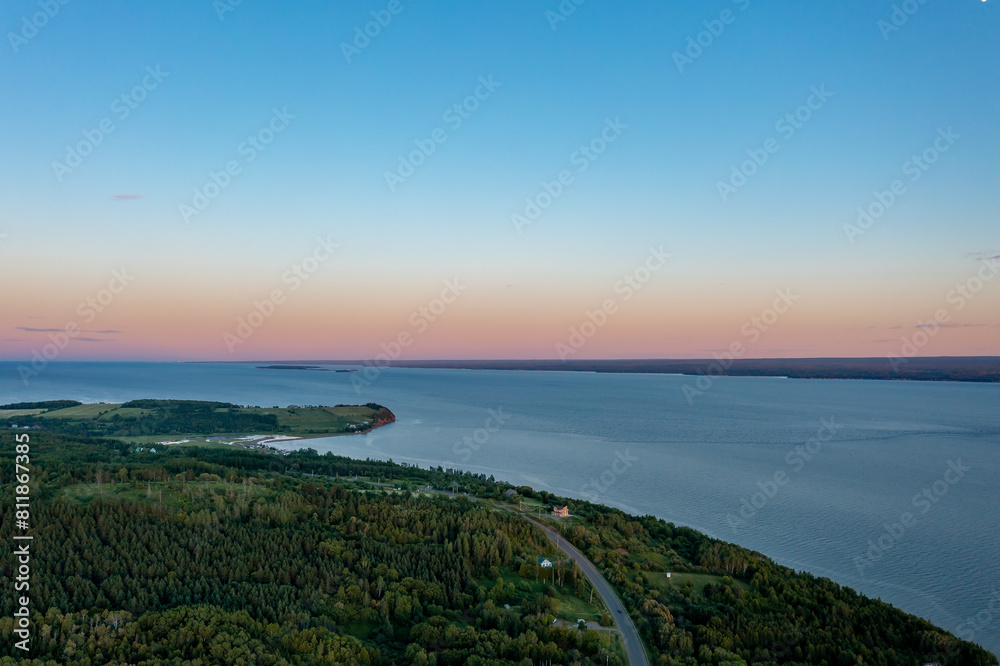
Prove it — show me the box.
[220,357,1000,383]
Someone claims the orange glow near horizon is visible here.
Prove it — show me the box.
[3,266,997,361]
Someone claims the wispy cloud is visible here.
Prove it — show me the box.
[967,251,1000,262]
[915,323,985,329]
[112,194,145,200]
[16,327,120,334]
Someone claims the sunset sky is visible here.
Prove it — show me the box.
[1,1,997,362]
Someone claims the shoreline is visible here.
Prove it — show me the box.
[187,419,397,448]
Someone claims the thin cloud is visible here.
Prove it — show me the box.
[2,338,27,342]
[78,337,109,343]
[915,323,985,329]
[112,194,144,200]
[968,251,1000,262]
[16,327,120,334]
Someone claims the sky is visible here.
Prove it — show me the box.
[1,0,998,362]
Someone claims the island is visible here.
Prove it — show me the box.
[0,401,995,666]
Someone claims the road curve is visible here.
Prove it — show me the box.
[517,513,650,666]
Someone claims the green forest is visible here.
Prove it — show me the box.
[0,424,996,665]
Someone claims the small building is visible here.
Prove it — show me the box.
[538,557,553,568]
[552,505,569,518]
[504,489,517,498]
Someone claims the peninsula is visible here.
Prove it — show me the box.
[0,399,396,445]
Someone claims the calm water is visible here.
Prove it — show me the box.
[3,362,998,654]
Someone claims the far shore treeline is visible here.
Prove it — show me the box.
[251,357,1000,383]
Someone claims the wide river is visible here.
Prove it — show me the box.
[3,362,998,654]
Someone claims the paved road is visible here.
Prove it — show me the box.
[329,483,646,664]
[517,513,650,666]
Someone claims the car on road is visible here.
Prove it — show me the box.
[617,609,622,613]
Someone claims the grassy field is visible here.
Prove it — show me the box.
[647,571,750,593]
[0,409,45,418]
[247,405,381,435]
[632,550,670,567]
[40,403,147,419]
[490,565,608,624]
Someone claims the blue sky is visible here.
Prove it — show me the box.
[1,0,998,360]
